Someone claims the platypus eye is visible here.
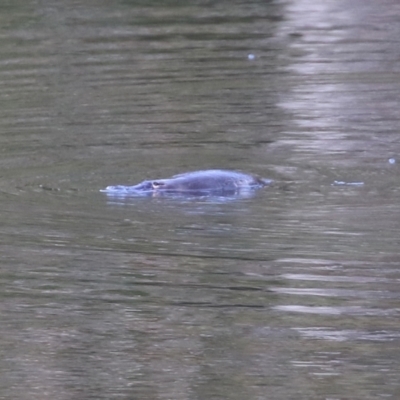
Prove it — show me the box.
[152,181,165,189]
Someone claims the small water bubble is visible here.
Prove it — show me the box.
[247,53,255,60]
[388,158,396,164]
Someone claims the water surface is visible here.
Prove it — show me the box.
[1,0,400,399]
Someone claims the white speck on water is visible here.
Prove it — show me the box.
[247,53,255,60]
[388,158,396,164]
[332,181,364,186]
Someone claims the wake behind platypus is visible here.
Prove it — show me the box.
[101,170,272,198]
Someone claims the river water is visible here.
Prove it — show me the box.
[1,1,400,399]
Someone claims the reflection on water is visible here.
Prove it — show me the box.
[295,328,400,342]
[0,0,400,399]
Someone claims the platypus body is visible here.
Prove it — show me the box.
[102,170,271,197]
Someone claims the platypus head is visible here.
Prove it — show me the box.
[102,179,176,196]
[129,179,172,193]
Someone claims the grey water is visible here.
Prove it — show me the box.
[1,0,400,399]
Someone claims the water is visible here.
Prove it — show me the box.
[1,0,400,399]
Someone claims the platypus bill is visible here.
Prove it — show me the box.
[101,169,272,197]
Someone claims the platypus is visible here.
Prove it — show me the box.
[101,170,272,197]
